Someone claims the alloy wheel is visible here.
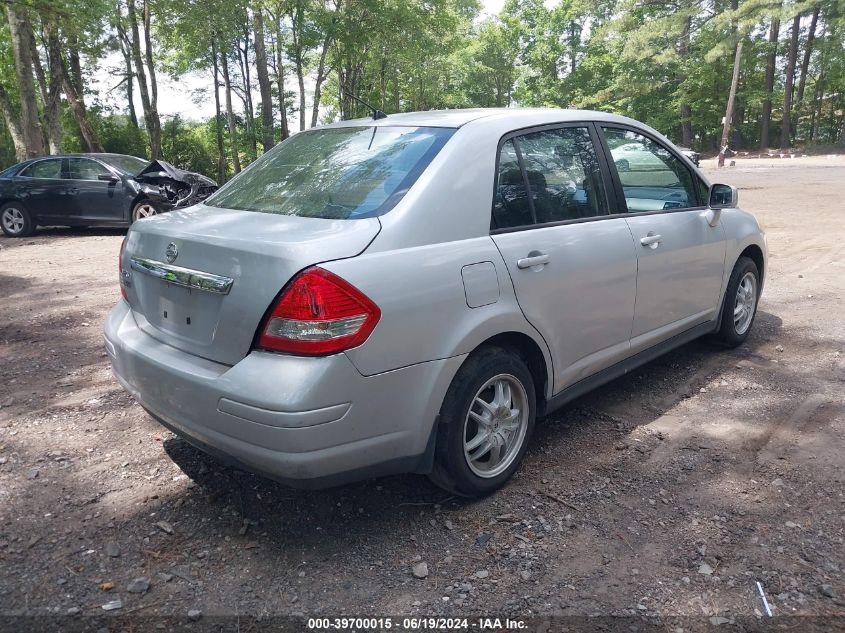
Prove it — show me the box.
[2,207,25,235]
[463,374,529,478]
[133,203,157,221]
[733,271,757,335]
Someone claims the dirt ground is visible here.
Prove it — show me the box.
[1,156,843,632]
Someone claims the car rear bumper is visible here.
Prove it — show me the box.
[104,300,464,487]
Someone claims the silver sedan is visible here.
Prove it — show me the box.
[105,108,766,496]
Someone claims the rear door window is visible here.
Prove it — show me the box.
[20,159,62,179]
[517,127,609,224]
[492,140,533,229]
[493,126,610,230]
[602,127,702,212]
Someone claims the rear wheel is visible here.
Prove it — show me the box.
[132,200,158,222]
[714,256,759,347]
[1,202,35,237]
[429,346,535,497]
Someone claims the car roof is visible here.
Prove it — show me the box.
[316,107,677,156]
[11,153,142,164]
[319,107,653,132]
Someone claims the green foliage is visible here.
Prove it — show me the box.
[1,0,844,173]
[161,115,216,173]
[96,114,148,157]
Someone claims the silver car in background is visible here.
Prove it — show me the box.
[105,109,766,496]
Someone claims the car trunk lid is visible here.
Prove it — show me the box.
[123,204,381,365]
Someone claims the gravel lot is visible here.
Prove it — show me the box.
[1,156,843,630]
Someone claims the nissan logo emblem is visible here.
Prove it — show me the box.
[165,242,178,264]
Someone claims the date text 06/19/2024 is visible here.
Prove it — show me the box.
[306,617,527,630]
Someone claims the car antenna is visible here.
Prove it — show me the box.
[345,91,387,120]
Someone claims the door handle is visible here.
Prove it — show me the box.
[640,233,662,248]
[517,252,550,269]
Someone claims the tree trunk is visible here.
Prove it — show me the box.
[42,18,65,154]
[127,0,160,158]
[28,25,49,125]
[236,35,258,160]
[220,49,242,174]
[67,36,84,97]
[678,15,693,147]
[780,14,801,150]
[274,13,290,140]
[796,6,819,108]
[295,56,306,131]
[142,0,160,154]
[310,35,331,128]
[0,84,27,161]
[290,2,306,131]
[116,19,139,128]
[718,40,743,167]
[5,5,44,158]
[211,37,227,183]
[760,17,779,150]
[253,9,275,151]
[59,54,104,152]
[810,61,825,142]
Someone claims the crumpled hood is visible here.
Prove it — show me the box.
[135,159,217,187]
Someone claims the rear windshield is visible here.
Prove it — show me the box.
[205,126,454,219]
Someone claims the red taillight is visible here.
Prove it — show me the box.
[119,237,128,300]
[257,267,380,356]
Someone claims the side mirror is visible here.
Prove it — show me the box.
[98,173,119,183]
[705,183,737,227]
[708,183,738,209]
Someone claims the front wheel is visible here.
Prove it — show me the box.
[132,200,159,223]
[1,202,35,237]
[429,346,536,497]
[714,256,760,347]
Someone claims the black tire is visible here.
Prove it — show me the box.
[714,256,760,347]
[0,201,35,237]
[429,346,536,497]
[132,200,159,223]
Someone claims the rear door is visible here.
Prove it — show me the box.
[65,157,125,221]
[16,158,70,222]
[599,126,726,352]
[490,123,638,393]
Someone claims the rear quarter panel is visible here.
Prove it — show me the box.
[323,236,554,397]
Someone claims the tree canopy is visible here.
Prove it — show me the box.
[1,0,843,177]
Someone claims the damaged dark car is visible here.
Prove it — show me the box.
[0,153,217,237]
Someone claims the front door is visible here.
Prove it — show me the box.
[65,157,125,222]
[600,126,726,352]
[490,124,638,394]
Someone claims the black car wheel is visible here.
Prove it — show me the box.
[1,202,35,237]
[132,200,159,222]
[714,256,760,347]
[429,346,536,497]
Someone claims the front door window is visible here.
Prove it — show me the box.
[603,127,700,212]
